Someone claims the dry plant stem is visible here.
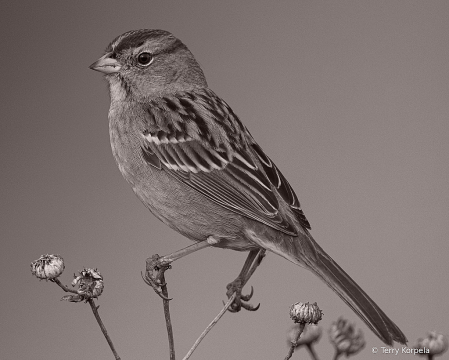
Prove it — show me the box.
[88,299,121,360]
[52,278,77,293]
[182,293,237,360]
[144,241,218,358]
[183,252,263,360]
[284,322,305,360]
[306,343,319,360]
[427,355,434,360]
[159,271,175,360]
[52,279,121,360]
[332,352,342,360]
[150,245,263,360]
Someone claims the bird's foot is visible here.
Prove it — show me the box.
[225,277,260,312]
[142,254,172,301]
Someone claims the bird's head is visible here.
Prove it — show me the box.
[90,29,207,100]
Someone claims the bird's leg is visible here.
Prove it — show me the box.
[143,237,219,300]
[226,249,266,312]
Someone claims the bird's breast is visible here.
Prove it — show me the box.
[107,106,251,245]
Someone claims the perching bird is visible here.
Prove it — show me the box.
[90,29,407,345]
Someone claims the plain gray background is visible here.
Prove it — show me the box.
[2,1,448,359]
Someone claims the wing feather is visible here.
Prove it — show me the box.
[140,89,311,234]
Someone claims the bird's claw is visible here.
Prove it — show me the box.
[239,285,254,302]
[225,280,260,313]
[142,254,172,301]
[227,299,260,312]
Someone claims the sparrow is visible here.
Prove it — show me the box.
[90,29,407,345]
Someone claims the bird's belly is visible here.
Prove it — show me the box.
[110,135,256,251]
[132,167,257,251]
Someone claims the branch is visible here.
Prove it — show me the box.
[159,272,175,360]
[52,278,77,293]
[53,276,121,360]
[88,299,121,360]
[183,293,237,360]
[284,322,305,360]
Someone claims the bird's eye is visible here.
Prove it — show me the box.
[137,52,153,66]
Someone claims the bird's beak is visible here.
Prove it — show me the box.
[89,53,121,74]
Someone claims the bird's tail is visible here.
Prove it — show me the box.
[272,231,407,345]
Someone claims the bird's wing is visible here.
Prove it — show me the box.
[140,89,310,235]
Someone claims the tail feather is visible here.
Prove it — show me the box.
[308,239,407,345]
[276,231,407,345]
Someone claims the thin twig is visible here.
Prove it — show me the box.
[88,299,121,360]
[52,278,77,293]
[144,257,175,359]
[153,248,264,360]
[159,272,175,360]
[284,322,305,360]
[52,278,121,360]
[182,293,237,360]
[183,250,264,357]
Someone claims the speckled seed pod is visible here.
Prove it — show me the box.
[31,254,65,280]
[92,279,104,297]
[289,302,323,324]
[72,268,104,300]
